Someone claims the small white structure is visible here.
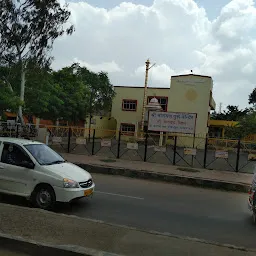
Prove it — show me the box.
[145,97,162,122]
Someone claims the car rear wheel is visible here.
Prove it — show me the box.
[32,185,56,210]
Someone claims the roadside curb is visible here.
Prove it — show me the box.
[76,163,250,193]
[0,232,123,256]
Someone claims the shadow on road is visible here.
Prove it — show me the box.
[0,193,92,214]
[0,193,29,208]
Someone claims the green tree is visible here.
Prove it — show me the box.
[96,71,116,113]
[249,88,256,106]
[211,105,249,121]
[76,65,115,115]
[0,65,20,116]
[210,111,226,120]
[24,62,64,121]
[0,62,63,122]
[225,111,256,138]
[0,62,115,123]
[0,86,20,116]
[52,65,89,124]
[0,0,74,125]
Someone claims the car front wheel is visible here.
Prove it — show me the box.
[32,185,56,210]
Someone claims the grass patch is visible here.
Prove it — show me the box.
[177,167,200,173]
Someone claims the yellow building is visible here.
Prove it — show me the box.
[208,120,238,138]
[111,74,216,143]
[84,116,116,138]
[111,86,169,137]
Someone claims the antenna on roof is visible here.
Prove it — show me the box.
[219,103,222,113]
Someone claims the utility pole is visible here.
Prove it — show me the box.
[88,90,93,142]
[141,59,155,132]
[219,102,222,113]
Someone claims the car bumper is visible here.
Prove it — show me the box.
[53,183,95,203]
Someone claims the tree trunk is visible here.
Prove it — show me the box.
[3,77,14,92]
[18,64,26,126]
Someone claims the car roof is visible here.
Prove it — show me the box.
[0,137,43,146]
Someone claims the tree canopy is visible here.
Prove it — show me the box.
[224,112,256,139]
[249,88,256,106]
[211,105,250,121]
[0,0,74,124]
[0,63,115,124]
[75,64,115,114]
[210,88,256,138]
[0,66,20,116]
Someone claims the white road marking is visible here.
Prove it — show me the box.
[95,191,144,200]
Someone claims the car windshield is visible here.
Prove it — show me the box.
[24,144,65,165]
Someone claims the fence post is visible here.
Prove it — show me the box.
[144,132,148,162]
[92,129,96,155]
[117,130,121,159]
[173,136,177,165]
[16,124,19,138]
[67,127,71,153]
[235,138,241,172]
[203,136,208,168]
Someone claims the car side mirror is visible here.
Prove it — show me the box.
[21,161,35,169]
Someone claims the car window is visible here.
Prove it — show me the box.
[25,144,65,165]
[1,143,32,167]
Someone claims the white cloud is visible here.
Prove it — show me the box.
[52,0,256,109]
[73,59,123,73]
[134,63,176,86]
[242,63,254,74]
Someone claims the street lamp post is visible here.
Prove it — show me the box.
[141,59,155,133]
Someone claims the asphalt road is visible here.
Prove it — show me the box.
[0,174,255,249]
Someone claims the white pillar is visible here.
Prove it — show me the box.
[45,132,50,145]
[159,132,164,146]
[36,118,40,129]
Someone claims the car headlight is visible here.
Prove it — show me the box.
[63,178,79,188]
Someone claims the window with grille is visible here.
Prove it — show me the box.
[120,123,135,135]
[122,99,137,111]
[147,96,168,112]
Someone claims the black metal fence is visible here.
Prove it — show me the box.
[0,121,39,139]
[1,122,256,174]
[45,127,256,173]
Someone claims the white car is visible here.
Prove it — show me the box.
[0,137,95,210]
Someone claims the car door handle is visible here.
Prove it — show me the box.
[0,166,4,169]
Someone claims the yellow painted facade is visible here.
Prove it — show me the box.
[208,120,238,127]
[168,75,215,137]
[84,116,116,138]
[111,74,215,140]
[111,86,170,136]
[208,120,238,138]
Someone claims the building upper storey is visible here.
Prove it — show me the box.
[111,74,216,136]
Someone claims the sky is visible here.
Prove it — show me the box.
[53,0,256,110]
